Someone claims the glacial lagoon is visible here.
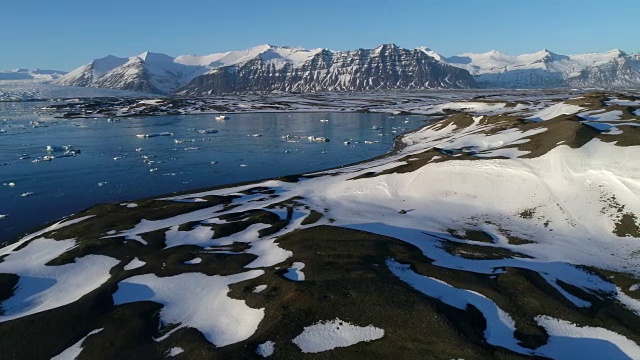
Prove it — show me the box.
[0,102,426,241]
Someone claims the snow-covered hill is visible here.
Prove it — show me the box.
[54,52,206,94]
[0,91,638,358]
[426,48,640,88]
[0,68,66,81]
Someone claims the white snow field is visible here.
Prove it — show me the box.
[292,318,384,353]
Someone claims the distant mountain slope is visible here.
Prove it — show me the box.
[0,69,67,81]
[53,53,206,94]
[424,48,640,88]
[53,44,640,94]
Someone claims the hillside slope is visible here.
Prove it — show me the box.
[0,92,639,359]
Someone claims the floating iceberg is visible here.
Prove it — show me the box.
[136,132,173,138]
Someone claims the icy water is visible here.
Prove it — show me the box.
[0,102,426,241]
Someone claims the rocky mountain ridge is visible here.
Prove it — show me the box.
[52,44,640,94]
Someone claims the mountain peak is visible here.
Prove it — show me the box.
[376,43,399,49]
[135,51,175,64]
[607,48,626,56]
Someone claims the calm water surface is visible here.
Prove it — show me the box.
[0,102,426,241]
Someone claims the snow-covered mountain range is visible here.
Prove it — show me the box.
[422,47,640,88]
[0,68,66,81]
[51,44,640,94]
[53,44,476,94]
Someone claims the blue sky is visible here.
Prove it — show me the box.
[2,0,639,71]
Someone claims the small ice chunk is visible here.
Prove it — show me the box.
[167,347,184,357]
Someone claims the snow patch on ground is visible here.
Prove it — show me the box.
[535,315,640,359]
[283,262,305,281]
[184,257,202,265]
[0,237,119,322]
[387,259,524,353]
[167,347,184,357]
[292,318,384,353]
[526,102,583,122]
[113,270,264,347]
[417,101,507,115]
[253,285,268,293]
[256,340,275,357]
[51,328,104,360]
[606,98,640,106]
[164,225,216,248]
[123,257,146,270]
[578,110,623,122]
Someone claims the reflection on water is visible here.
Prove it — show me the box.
[0,102,426,241]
